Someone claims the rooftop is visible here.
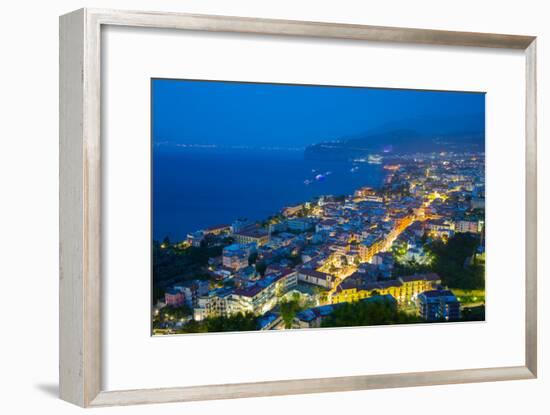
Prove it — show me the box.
[234,227,269,238]
[418,289,459,301]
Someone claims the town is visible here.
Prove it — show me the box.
[153,151,485,334]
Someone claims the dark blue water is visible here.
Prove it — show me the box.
[153,149,385,241]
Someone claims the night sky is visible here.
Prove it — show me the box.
[152,78,485,148]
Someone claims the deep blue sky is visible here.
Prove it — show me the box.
[152,79,485,148]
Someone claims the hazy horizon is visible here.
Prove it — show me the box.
[152,79,485,149]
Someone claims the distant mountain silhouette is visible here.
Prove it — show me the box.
[304,113,484,161]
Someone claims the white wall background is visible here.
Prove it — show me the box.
[0,0,546,414]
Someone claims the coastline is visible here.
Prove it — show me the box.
[152,149,485,334]
[152,148,386,241]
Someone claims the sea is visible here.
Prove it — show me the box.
[153,148,385,241]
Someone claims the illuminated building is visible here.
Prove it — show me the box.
[203,224,231,236]
[282,204,303,217]
[359,234,384,262]
[222,243,256,270]
[257,312,280,330]
[425,219,454,239]
[222,252,249,270]
[173,280,209,308]
[297,267,335,289]
[231,218,251,233]
[330,273,441,305]
[354,186,376,197]
[233,227,270,246]
[418,290,461,321]
[194,287,235,320]
[294,304,337,329]
[186,231,204,247]
[164,289,185,307]
[195,269,298,319]
[286,217,315,232]
[398,274,441,303]
[454,219,483,234]
[230,285,270,315]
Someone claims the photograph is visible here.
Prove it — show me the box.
[151,78,486,335]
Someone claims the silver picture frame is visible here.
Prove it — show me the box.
[59,8,537,407]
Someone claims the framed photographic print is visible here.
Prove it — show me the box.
[151,79,486,335]
[60,8,537,407]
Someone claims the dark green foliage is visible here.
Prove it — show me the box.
[186,245,223,265]
[287,254,302,267]
[260,214,285,229]
[255,261,267,276]
[393,258,431,277]
[204,313,258,332]
[426,233,484,290]
[248,252,259,265]
[394,233,484,290]
[392,240,408,259]
[152,305,194,331]
[179,313,258,333]
[158,305,192,320]
[152,285,165,303]
[152,241,224,288]
[175,319,207,333]
[321,299,421,328]
[280,297,302,329]
[221,236,235,245]
[461,305,485,322]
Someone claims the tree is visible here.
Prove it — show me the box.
[321,298,421,328]
[255,261,267,276]
[154,304,193,329]
[393,233,485,290]
[180,312,258,333]
[392,240,408,262]
[280,299,301,329]
[204,312,258,332]
[221,236,234,245]
[152,241,223,288]
[461,305,485,322]
[425,233,484,290]
[248,252,259,265]
[393,258,430,277]
[152,286,165,303]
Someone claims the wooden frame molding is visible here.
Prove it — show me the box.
[59,8,538,408]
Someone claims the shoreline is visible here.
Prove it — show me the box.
[152,150,388,241]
